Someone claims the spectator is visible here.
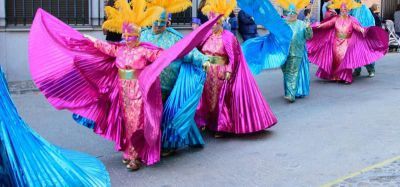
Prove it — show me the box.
[197,0,208,25]
[228,12,239,36]
[370,4,382,27]
[322,0,332,18]
[298,4,311,20]
[192,17,201,30]
[395,4,400,36]
[238,10,258,41]
[322,0,337,20]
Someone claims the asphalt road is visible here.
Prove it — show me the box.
[11,53,400,187]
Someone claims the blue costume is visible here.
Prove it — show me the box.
[0,67,110,186]
[284,20,312,101]
[140,25,208,151]
[239,0,311,102]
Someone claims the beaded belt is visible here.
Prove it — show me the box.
[207,55,228,65]
[336,33,350,39]
[118,69,137,80]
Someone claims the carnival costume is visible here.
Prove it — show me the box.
[279,0,313,101]
[240,0,311,102]
[28,0,220,170]
[140,0,208,152]
[195,0,277,135]
[0,66,110,186]
[307,0,388,83]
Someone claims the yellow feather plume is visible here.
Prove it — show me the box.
[147,0,192,14]
[329,0,361,10]
[201,0,236,18]
[102,0,163,33]
[275,0,310,12]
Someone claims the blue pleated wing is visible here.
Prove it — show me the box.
[238,0,293,74]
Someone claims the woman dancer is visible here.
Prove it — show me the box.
[307,0,388,84]
[195,0,278,137]
[28,0,219,171]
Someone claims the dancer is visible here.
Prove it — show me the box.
[28,0,219,171]
[307,0,388,84]
[278,0,313,102]
[140,0,209,155]
[350,0,377,77]
[240,0,311,103]
[0,66,110,186]
[195,0,278,137]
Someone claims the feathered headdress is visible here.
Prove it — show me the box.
[147,0,192,14]
[201,0,237,18]
[275,0,310,14]
[102,0,164,33]
[329,0,361,10]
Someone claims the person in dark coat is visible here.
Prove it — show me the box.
[370,4,382,27]
[238,10,258,41]
[354,3,382,77]
[229,12,239,36]
[197,0,209,24]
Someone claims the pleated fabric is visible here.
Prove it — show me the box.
[0,67,110,187]
[295,51,310,98]
[350,4,375,27]
[162,64,206,149]
[307,16,389,83]
[138,15,222,138]
[238,0,293,74]
[72,114,95,129]
[140,27,208,150]
[196,30,278,134]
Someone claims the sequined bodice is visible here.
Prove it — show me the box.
[201,34,227,57]
[335,17,354,38]
[115,46,153,70]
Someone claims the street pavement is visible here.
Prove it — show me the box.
[10,53,400,187]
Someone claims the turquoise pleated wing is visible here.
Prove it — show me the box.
[295,50,310,98]
[0,67,110,187]
[238,0,293,74]
[350,4,375,27]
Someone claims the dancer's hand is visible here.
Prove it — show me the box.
[360,28,366,37]
[225,72,232,80]
[202,61,211,72]
[84,34,97,42]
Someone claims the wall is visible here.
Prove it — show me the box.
[0,29,105,81]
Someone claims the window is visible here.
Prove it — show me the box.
[171,7,192,26]
[6,0,90,26]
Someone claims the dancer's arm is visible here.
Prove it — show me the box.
[316,17,336,29]
[85,34,118,57]
[352,21,366,36]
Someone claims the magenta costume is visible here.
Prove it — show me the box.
[195,30,278,134]
[307,15,388,83]
[28,9,219,165]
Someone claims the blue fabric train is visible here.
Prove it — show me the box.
[238,0,293,74]
[350,3,375,27]
[0,66,110,186]
[140,27,208,151]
